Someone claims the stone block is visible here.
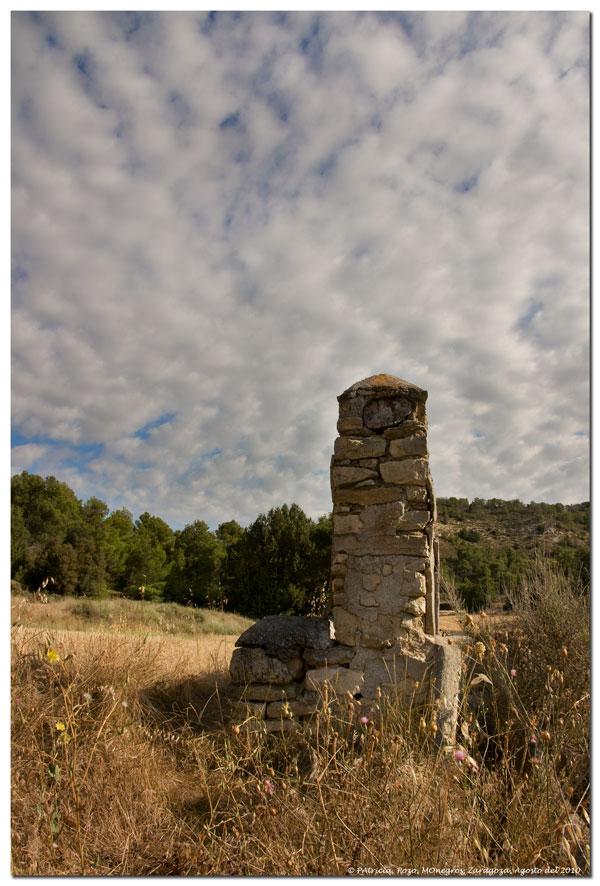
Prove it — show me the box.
[359,592,378,607]
[235,615,334,659]
[402,596,426,616]
[352,645,430,684]
[335,534,429,557]
[334,436,387,459]
[397,509,430,530]
[406,486,429,503]
[303,644,355,667]
[230,700,266,720]
[360,614,419,648]
[337,416,368,435]
[333,514,362,535]
[431,639,463,745]
[263,719,300,734]
[334,486,406,506]
[230,648,304,685]
[331,466,379,487]
[389,437,428,458]
[332,607,360,645]
[383,421,427,440]
[305,666,364,696]
[234,683,298,702]
[266,698,319,718]
[401,570,427,597]
[363,396,413,430]
[360,501,405,536]
[380,459,428,485]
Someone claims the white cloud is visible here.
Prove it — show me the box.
[12,11,589,528]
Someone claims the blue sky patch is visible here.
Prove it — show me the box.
[219,110,242,130]
[133,412,177,440]
[518,301,544,333]
[454,174,479,193]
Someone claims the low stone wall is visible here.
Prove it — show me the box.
[228,615,440,732]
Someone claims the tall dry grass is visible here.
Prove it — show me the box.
[11,560,589,875]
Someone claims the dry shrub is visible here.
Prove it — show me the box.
[12,563,590,875]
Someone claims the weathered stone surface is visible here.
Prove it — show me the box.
[303,644,355,667]
[397,509,430,530]
[337,416,369,435]
[305,666,364,696]
[263,719,300,733]
[406,486,429,503]
[362,574,381,590]
[431,639,463,745]
[230,648,304,685]
[389,437,428,458]
[345,554,428,576]
[360,501,405,536]
[230,700,266,720]
[234,683,298,702]
[332,607,359,645]
[380,458,428,485]
[402,596,426,616]
[350,649,426,696]
[334,533,429,557]
[359,592,378,607]
[354,458,379,469]
[334,486,406,506]
[360,614,420,648]
[331,466,379,487]
[235,616,334,659]
[383,421,427,440]
[363,396,413,430]
[339,374,427,400]
[266,698,320,718]
[334,436,387,459]
[333,514,362,535]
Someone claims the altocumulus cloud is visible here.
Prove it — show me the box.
[12,11,589,528]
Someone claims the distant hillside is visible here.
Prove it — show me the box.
[436,498,589,610]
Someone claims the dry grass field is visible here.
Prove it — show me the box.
[11,563,590,876]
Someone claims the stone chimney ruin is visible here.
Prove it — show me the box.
[228,374,458,735]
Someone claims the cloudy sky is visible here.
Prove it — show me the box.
[11,11,589,529]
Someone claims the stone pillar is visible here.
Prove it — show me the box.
[227,373,453,729]
[330,374,438,650]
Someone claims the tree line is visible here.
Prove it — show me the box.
[11,472,589,616]
[11,472,331,618]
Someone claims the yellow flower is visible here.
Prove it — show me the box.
[55,721,66,732]
[474,642,486,661]
[46,649,60,663]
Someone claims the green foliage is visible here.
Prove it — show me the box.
[100,508,135,592]
[222,505,331,618]
[164,520,226,608]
